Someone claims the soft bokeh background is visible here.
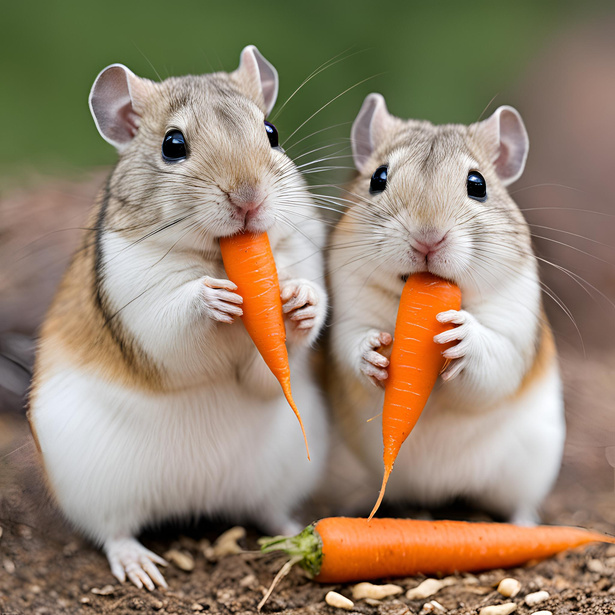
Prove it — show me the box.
[2,2,615,611]
[1,0,615,497]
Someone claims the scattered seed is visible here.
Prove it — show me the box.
[90,585,115,596]
[497,578,521,598]
[191,603,204,611]
[525,591,550,606]
[352,581,403,600]
[164,549,195,572]
[587,558,605,574]
[479,604,517,615]
[530,612,552,615]
[211,526,246,557]
[325,590,354,610]
[239,573,257,588]
[407,577,454,600]
[421,599,446,613]
[3,559,15,574]
[80,597,90,604]
[0,526,3,539]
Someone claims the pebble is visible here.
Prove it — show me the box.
[17,524,32,539]
[406,577,453,599]
[352,582,403,600]
[91,585,115,596]
[497,578,521,598]
[0,526,3,539]
[530,612,552,615]
[325,590,354,610]
[191,604,204,611]
[525,590,550,606]
[164,549,195,571]
[80,597,91,604]
[479,604,517,615]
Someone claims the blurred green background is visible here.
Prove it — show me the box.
[0,0,608,186]
[2,0,615,354]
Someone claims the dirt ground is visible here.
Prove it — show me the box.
[1,350,615,615]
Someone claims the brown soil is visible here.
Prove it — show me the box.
[1,350,615,615]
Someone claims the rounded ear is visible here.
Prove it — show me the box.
[88,64,155,151]
[351,93,392,173]
[476,105,529,186]
[234,45,279,116]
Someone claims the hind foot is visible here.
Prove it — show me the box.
[104,536,168,590]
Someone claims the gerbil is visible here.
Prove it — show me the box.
[328,93,565,524]
[28,46,329,590]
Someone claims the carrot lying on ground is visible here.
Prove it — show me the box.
[261,517,615,583]
[220,231,309,459]
[370,272,462,519]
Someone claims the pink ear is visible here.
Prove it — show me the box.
[479,106,529,186]
[235,45,279,116]
[351,93,392,173]
[88,64,153,151]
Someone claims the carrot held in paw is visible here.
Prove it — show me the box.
[370,273,461,519]
[261,517,615,584]
[220,231,309,459]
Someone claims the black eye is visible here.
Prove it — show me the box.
[162,130,187,162]
[467,171,487,201]
[370,165,388,194]
[264,121,279,148]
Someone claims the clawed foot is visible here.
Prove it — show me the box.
[201,277,243,324]
[105,537,168,591]
[280,279,326,343]
[359,329,392,388]
[434,309,480,381]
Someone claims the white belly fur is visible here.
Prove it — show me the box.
[357,363,565,519]
[32,355,328,543]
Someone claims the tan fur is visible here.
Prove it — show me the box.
[513,312,557,401]
[30,68,280,397]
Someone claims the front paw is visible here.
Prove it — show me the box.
[359,329,392,388]
[434,309,481,381]
[200,277,243,324]
[280,279,326,343]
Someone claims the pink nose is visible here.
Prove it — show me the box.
[229,185,264,212]
[411,232,448,256]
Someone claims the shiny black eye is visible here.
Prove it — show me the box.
[162,130,187,162]
[264,121,279,148]
[370,165,388,194]
[467,171,487,201]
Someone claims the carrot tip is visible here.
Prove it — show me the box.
[368,467,391,521]
[282,384,310,461]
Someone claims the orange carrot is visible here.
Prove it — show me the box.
[370,272,461,519]
[261,517,615,583]
[219,231,309,459]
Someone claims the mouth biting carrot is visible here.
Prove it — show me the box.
[220,231,310,459]
[370,272,461,519]
[262,517,615,584]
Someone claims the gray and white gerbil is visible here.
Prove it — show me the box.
[328,93,564,524]
[28,45,329,590]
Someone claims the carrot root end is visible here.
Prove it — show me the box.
[368,467,391,521]
[282,384,310,461]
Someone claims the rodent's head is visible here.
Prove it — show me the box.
[89,46,303,242]
[344,93,533,297]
